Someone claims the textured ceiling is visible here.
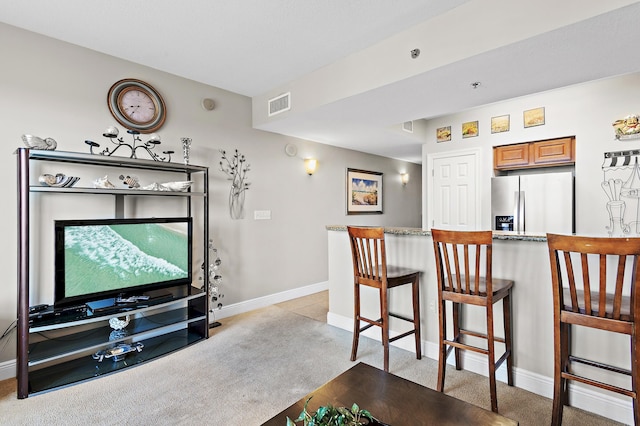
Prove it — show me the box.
[2,0,640,163]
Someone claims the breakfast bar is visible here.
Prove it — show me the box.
[326,226,632,424]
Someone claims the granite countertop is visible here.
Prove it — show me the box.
[325,225,548,242]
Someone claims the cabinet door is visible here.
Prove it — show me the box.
[531,137,574,166]
[494,143,529,169]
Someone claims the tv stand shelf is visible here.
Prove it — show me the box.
[16,148,210,398]
[29,294,206,365]
[28,328,202,395]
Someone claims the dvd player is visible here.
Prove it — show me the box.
[29,304,88,325]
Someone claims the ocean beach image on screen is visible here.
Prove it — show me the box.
[63,222,189,297]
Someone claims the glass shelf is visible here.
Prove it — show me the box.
[28,328,205,395]
[26,149,208,173]
[30,186,205,197]
[29,307,206,365]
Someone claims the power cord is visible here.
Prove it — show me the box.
[0,319,17,354]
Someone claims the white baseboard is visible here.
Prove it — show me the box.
[209,281,328,322]
[0,359,16,381]
[327,311,633,425]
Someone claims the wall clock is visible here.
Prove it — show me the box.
[107,78,166,133]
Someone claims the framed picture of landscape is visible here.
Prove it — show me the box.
[524,107,545,128]
[462,121,479,138]
[346,168,383,215]
[436,126,452,142]
[491,115,510,133]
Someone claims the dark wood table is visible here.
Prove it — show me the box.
[262,363,518,425]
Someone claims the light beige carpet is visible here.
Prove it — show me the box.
[0,304,625,425]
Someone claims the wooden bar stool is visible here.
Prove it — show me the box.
[431,229,514,413]
[547,233,640,426]
[347,226,422,372]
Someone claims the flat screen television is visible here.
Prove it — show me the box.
[54,217,193,308]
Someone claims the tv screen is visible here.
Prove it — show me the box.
[54,217,193,308]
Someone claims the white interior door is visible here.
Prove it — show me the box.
[427,149,479,230]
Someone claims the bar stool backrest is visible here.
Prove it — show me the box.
[432,229,494,298]
[547,233,640,328]
[347,226,387,289]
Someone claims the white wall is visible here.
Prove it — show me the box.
[0,23,422,366]
[422,72,640,235]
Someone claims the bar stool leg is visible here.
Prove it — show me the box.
[412,276,422,360]
[632,329,639,425]
[379,289,384,346]
[437,298,447,392]
[487,302,498,413]
[453,302,462,370]
[552,321,567,426]
[504,294,514,386]
[562,324,571,406]
[381,288,390,372]
[351,283,361,362]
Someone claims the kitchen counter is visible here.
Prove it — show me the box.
[325,225,548,242]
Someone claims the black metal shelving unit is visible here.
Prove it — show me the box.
[16,148,209,398]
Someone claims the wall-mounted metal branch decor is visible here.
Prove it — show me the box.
[219,149,251,219]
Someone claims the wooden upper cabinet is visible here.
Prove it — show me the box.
[531,137,574,165]
[494,137,575,170]
[493,143,529,169]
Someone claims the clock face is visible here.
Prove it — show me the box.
[119,88,157,124]
[108,79,166,133]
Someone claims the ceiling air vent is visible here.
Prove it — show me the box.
[402,121,414,133]
[268,92,291,116]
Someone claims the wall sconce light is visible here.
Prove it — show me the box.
[304,158,318,175]
[401,173,410,186]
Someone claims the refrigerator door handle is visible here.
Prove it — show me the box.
[519,191,525,233]
[513,191,519,233]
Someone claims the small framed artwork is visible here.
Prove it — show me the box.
[491,115,510,133]
[346,168,383,215]
[436,126,451,142]
[462,121,479,138]
[524,107,545,128]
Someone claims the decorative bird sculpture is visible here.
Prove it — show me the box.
[22,134,57,150]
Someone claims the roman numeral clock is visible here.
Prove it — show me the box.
[107,78,166,133]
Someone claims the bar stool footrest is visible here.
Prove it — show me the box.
[569,355,632,376]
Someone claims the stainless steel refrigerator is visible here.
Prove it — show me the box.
[491,172,574,234]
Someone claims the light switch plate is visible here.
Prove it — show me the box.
[254,210,271,220]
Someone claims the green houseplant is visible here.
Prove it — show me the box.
[286,397,389,426]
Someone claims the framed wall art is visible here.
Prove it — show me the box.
[524,107,545,128]
[346,168,383,215]
[491,115,510,133]
[462,121,479,138]
[436,126,452,142]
